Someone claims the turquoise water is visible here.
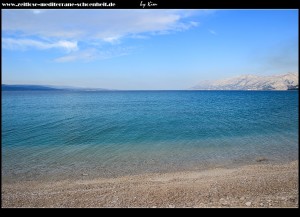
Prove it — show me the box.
[2,91,298,182]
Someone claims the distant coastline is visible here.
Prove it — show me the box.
[191,73,298,91]
[2,84,299,91]
[1,84,108,91]
[2,84,64,91]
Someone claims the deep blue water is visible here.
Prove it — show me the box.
[2,91,298,182]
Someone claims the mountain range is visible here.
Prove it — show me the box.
[191,72,298,90]
[2,73,298,91]
[2,84,108,91]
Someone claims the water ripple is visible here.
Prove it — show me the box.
[2,91,298,182]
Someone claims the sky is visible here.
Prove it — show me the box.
[2,9,298,90]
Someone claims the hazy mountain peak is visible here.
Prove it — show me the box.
[192,72,298,90]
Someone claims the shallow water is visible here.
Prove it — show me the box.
[2,90,298,182]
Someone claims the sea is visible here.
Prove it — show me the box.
[2,90,298,182]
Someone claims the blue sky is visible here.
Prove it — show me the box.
[2,9,298,90]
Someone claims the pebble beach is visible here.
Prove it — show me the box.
[2,160,298,208]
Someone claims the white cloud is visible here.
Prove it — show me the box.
[2,38,78,52]
[2,9,215,61]
[55,49,97,62]
[3,10,211,41]
[190,21,199,27]
[55,40,78,52]
[55,46,132,62]
[209,29,217,35]
[102,36,121,44]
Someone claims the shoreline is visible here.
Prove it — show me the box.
[2,160,298,208]
[3,152,298,184]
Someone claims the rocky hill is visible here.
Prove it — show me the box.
[191,73,298,90]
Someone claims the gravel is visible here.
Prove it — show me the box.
[2,161,298,208]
